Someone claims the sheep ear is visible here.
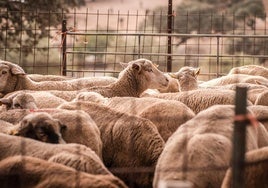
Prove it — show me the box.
[0,98,12,108]
[119,62,128,69]
[9,129,19,136]
[195,68,200,75]
[59,122,67,132]
[17,119,34,136]
[132,62,142,73]
[168,73,177,79]
[11,66,25,75]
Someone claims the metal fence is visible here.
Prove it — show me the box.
[1,6,268,188]
[1,8,268,80]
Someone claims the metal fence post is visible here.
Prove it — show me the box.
[232,86,247,188]
[62,19,67,76]
[167,0,173,72]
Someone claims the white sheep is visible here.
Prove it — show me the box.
[147,89,252,114]
[0,92,38,110]
[0,59,117,96]
[153,105,268,188]
[1,90,67,109]
[58,101,165,188]
[28,73,73,81]
[248,105,268,131]
[74,92,195,141]
[199,74,268,88]
[82,58,169,97]
[255,90,268,106]
[228,64,268,79]
[0,133,109,175]
[0,109,103,159]
[199,83,268,104]
[221,146,268,188]
[0,155,128,188]
[158,66,200,93]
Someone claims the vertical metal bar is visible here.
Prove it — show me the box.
[62,19,67,76]
[167,0,173,72]
[232,86,247,188]
[138,34,141,59]
[216,36,220,77]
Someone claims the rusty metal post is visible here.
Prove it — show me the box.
[167,0,173,72]
[232,86,247,188]
[62,19,67,76]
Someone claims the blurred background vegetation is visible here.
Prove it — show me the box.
[0,0,267,79]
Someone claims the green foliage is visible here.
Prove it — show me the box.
[0,0,85,54]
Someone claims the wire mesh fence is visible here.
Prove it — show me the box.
[1,8,268,79]
[1,5,268,188]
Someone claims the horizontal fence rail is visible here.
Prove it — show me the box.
[62,30,268,78]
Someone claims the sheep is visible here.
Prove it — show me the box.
[158,66,200,93]
[0,59,117,96]
[58,101,165,188]
[153,105,268,188]
[81,58,169,98]
[0,109,30,124]
[75,92,195,141]
[0,155,128,188]
[255,90,268,106]
[0,90,67,109]
[28,73,72,81]
[199,83,268,104]
[199,74,268,88]
[147,88,253,114]
[0,92,38,110]
[228,64,268,79]
[0,133,109,175]
[248,105,268,131]
[6,112,66,144]
[0,109,103,159]
[221,146,268,188]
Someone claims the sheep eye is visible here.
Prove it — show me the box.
[148,69,153,72]
[2,70,7,75]
[13,103,22,108]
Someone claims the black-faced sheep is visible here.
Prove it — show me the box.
[0,133,108,175]
[58,101,165,188]
[0,155,127,188]
[153,105,268,188]
[0,109,103,159]
[221,146,268,188]
[9,112,66,144]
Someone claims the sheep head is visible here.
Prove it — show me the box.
[120,58,169,90]
[0,92,38,110]
[0,60,26,95]
[12,112,66,144]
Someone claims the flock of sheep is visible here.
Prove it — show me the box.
[0,58,268,188]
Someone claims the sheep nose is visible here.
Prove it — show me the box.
[165,77,169,83]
